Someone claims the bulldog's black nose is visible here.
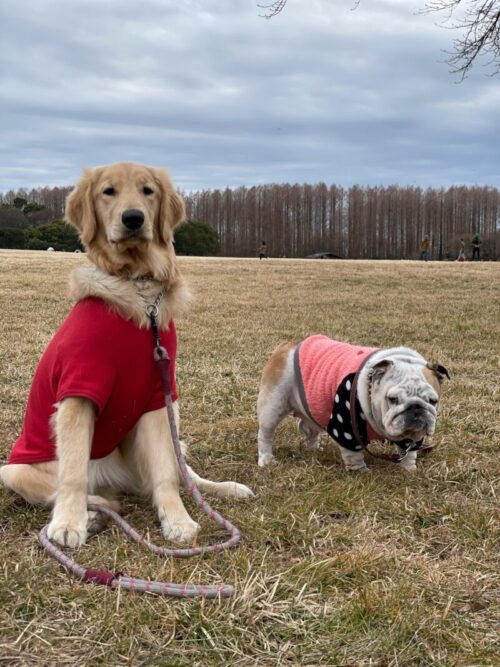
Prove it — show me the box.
[122,209,144,231]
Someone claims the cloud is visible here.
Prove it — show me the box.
[1,0,498,192]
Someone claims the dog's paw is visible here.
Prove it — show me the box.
[161,517,200,543]
[231,482,255,499]
[340,449,369,473]
[345,464,370,473]
[398,461,417,472]
[47,519,88,548]
[86,510,109,536]
[258,453,276,467]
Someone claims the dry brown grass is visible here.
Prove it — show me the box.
[0,249,499,666]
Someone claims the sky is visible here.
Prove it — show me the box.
[1,0,499,193]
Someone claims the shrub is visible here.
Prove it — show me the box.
[174,220,220,256]
[0,227,26,248]
[25,220,83,252]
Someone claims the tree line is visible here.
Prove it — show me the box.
[184,184,499,260]
[1,182,499,259]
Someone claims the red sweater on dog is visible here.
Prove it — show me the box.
[8,298,178,464]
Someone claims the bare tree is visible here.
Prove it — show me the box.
[257,1,288,19]
[258,0,500,76]
[424,1,500,77]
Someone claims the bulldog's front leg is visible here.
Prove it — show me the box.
[337,445,369,472]
[398,450,417,472]
[47,397,94,548]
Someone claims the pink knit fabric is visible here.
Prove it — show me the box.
[298,335,378,430]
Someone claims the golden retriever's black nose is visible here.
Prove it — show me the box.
[122,209,144,231]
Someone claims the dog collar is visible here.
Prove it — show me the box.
[127,273,163,283]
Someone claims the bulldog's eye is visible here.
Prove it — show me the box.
[143,186,154,195]
[103,187,116,196]
[429,397,438,406]
[387,396,399,405]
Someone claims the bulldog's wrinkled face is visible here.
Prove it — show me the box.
[370,359,448,442]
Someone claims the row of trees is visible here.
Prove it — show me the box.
[1,183,499,259]
[184,184,499,259]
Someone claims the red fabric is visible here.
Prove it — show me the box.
[299,335,378,431]
[8,298,177,464]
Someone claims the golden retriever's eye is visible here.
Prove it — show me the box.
[103,187,116,196]
[143,186,154,195]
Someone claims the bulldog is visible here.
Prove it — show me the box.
[257,335,449,472]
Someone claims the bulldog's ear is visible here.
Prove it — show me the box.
[427,363,450,383]
[151,167,186,245]
[65,168,98,245]
[370,359,393,382]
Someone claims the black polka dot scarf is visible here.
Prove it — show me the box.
[326,372,367,452]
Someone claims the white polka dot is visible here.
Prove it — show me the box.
[360,412,366,420]
[346,380,351,391]
[345,400,350,409]
[335,394,339,404]
[333,429,338,438]
[337,414,343,423]
[355,445,362,450]
[344,432,353,440]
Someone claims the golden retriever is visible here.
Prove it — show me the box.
[0,162,253,548]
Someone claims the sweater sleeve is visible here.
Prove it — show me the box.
[54,324,117,416]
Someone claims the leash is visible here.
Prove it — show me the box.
[38,291,242,598]
[349,352,433,463]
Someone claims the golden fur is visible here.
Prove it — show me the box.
[0,162,253,549]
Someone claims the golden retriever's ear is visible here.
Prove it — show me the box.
[65,168,98,245]
[152,167,186,245]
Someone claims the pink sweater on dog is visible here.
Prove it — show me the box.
[298,335,378,431]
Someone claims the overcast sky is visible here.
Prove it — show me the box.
[1,0,499,193]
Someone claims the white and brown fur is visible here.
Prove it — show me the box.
[257,341,447,473]
[0,162,253,549]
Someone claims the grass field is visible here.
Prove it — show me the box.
[0,249,499,666]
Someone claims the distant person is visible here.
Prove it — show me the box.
[257,242,268,260]
[471,233,482,261]
[457,239,466,262]
[420,235,430,262]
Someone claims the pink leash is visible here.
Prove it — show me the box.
[38,300,242,598]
